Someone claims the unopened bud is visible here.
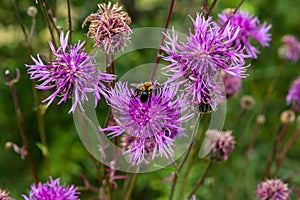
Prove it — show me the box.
[27,6,37,17]
[5,142,12,149]
[256,114,266,125]
[280,110,295,124]
[240,95,255,110]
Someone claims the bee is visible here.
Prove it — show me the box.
[130,81,160,103]
[197,102,212,114]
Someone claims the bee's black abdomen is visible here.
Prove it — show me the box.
[140,92,149,103]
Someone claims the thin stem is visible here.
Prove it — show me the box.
[220,0,245,30]
[244,121,261,159]
[150,0,175,82]
[186,160,212,199]
[228,108,246,130]
[67,0,72,43]
[205,0,218,19]
[169,113,202,200]
[124,173,138,200]
[262,123,289,179]
[273,128,300,176]
[5,69,39,183]
[38,0,58,49]
[178,114,210,199]
[43,0,61,37]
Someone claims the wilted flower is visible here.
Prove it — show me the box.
[26,31,115,113]
[82,2,132,53]
[256,179,290,200]
[162,13,249,111]
[218,9,272,59]
[222,72,242,98]
[286,76,300,111]
[22,177,80,200]
[101,82,193,165]
[278,35,300,62]
[0,189,14,200]
[205,130,235,161]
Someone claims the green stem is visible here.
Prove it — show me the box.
[169,113,202,200]
[124,173,138,200]
[67,0,72,43]
[5,69,39,183]
[186,160,212,199]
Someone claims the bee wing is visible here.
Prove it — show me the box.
[130,83,144,89]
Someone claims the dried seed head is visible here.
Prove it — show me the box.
[27,6,37,17]
[240,95,255,110]
[256,114,266,125]
[280,110,295,124]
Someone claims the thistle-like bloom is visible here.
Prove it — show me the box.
[286,77,300,110]
[101,82,193,165]
[82,2,132,53]
[205,130,235,161]
[222,72,242,98]
[218,9,272,59]
[22,177,80,200]
[0,189,14,200]
[278,35,300,62]
[26,31,115,113]
[256,179,290,200]
[162,13,248,111]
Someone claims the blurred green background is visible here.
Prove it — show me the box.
[0,0,300,199]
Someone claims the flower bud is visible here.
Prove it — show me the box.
[27,6,37,17]
[240,95,255,110]
[256,114,266,125]
[280,110,295,124]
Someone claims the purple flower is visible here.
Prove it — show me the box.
[218,9,272,59]
[0,189,14,200]
[256,179,290,200]
[286,76,300,110]
[101,82,193,165]
[222,72,242,98]
[278,35,300,62]
[82,2,132,53]
[26,31,115,113]
[162,13,248,111]
[205,129,235,161]
[22,177,80,200]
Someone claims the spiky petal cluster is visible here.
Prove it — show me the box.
[0,189,14,200]
[101,82,193,165]
[278,35,300,62]
[82,2,132,53]
[222,72,242,98]
[22,177,80,200]
[286,76,300,110]
[26,31,115,113]
[205,130,235,161]
[218,9,272,59]
[162,13,248,110]
[256,179,290,200]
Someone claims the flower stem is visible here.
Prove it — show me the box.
[124,173,138,200]
[169,113,202,200]
[273,127,300,176]
[5,69,39,183]
[205,0,218,19]
[262,123,289,179]
[67,0,72,43]
[150,0,175,82]
[186,160,212,199]
[228,108,246,130]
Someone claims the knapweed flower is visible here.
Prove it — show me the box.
[278,35,300,62]
[22,177,79,200]
[218,9,272,59]
[101,82,193,165]
[205,129,235,161]
[82,2,132,53]
[162,13,249,111]
[26,31,115,113]
[222,72,242,98]
[287,76,300,110]
[0,189,14,200]
[256,179,290,200]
